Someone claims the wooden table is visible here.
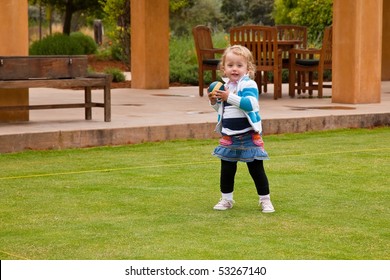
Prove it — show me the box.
[229,25,304,99]
[277,39,303,51]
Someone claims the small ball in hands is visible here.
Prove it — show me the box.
[207,81,225,100]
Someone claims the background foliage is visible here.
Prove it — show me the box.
[169,0,277,36]
[101,0,131,66]
[274,0,333,43]
[28,0,333,84]
[29,32,97,55]
[29,0,105,35]
[169,0,332,84]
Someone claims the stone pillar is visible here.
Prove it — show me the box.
[0,0,29,122]
[130,0,169,89]
[332,0,382,103]
[382,0,390,80]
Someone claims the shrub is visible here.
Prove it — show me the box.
[110,44,126,61]
[169,62,199,85]
[29,32,97,55]
[94,49,112,61]
[70,32,98,54]
[169,32,229,85]
[169,35,198,85]
[265,69,289,83]
[29,33,84,55]
[104,68,126,82]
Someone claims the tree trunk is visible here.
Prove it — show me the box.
[63,0,73,35]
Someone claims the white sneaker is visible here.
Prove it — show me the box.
[259,199,275,213]
[213,199,234,210]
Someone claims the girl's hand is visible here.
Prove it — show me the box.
[207,88,218,104]
[215,89,229,102]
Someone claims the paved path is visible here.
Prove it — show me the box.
[0,82,389,153]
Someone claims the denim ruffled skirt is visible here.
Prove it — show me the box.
[212,132,269,162]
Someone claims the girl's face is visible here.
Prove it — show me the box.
[223,51,248,82]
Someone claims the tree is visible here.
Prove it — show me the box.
[273,0,298,24]
[248,0,275,26]
[274,0,333,44]
[30,0,106,35]
[169,0,195,36]
[102,0,130,66]
[221,0,275,30]
[170,0,193,12]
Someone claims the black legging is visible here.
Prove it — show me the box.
[220,159,269,195]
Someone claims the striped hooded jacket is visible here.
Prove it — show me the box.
[211,75,263,135]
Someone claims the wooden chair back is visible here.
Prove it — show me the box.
[192,25,224,96]
[229,25,282,99]
[276,25,307,68]
[276,25,307,48]
[193,25,215,61]
[320,26,333,70]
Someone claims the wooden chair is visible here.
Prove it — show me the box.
[192,25,225,96]
[276,25,307,69]
[276,25,308,95]
[288,26,332,98]
[230,25,282,99]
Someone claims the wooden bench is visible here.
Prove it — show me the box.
[0,55,112,122]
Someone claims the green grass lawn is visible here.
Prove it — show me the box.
[0,128,389,260]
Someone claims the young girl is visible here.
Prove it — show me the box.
[208,45,275,213]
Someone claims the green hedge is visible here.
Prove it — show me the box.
[169,33,229,85]
[104,68,126,82]
[69,32,98,54]
[29,32,97,55]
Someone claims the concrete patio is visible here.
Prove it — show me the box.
[0,82,389,153]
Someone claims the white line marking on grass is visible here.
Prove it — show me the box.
[0,148,388,181]
[0,161,215,180]
[0,249,28,260]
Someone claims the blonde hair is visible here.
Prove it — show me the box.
[219,45,256,79]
